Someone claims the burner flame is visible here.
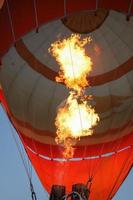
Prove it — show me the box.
[49,34,100,158]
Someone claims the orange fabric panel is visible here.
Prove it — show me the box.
[26,147,133,200]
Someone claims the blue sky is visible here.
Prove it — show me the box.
[0,105,132,200]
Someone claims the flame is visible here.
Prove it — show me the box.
[49,34,100,158]
[55,92,99,158]
[55,92,99,139]
[49,34,92,95]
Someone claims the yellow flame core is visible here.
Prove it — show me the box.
[49,34,100,158]
[56,93,98,138]
[49,34,92,94]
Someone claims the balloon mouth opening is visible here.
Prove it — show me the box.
[61,8,109,34]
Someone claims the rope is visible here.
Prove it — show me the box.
[5,0,16,43]
[33,0,39,32]
[86,177,92,189]
[68,41,84,135]
[8,119,30,180]
[64,0,67,17]
[95,0,99,11]
[127,0,133,20]
[95,0,99,15]
[30,179,37,200]
[0,104,38,200]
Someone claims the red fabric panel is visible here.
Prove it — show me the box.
[99,0,131,13]
[0,0,132,57]
[21,131,133,159]
[7,0,36,40]
[0,3,13,58]
[36,0,64,26]
[26,146,133,199]
[67,0,96,14]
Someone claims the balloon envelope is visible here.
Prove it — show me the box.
[0,1,133,199]
[0,0,4,9]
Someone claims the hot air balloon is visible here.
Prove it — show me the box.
[0,0,133,200]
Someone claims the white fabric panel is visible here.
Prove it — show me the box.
[6,66,41,122]
[0,47,58,130]
[27,76,57,130]
[97,104,133,132]
[2,47,26,66]
[108,11,133,51]
[23,20,71,72]
[0,47,24,97]
[109,75,132,96]
[47,83,69,131]
[86,72,133,96]
[126,70,133,92]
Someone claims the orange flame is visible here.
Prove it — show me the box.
[49,34,92,95]
[49,34,100,158]
[55,92,99,158]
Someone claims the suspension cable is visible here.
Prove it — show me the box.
[95,0,99,15]
[64,0,67,17]
[33,0,39,32]
[0,104,38,200]
[5,0,16,43]
[95,0,99,11]
[68,41,84,134]
[127,0,133,20]
[30,179,37,200]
